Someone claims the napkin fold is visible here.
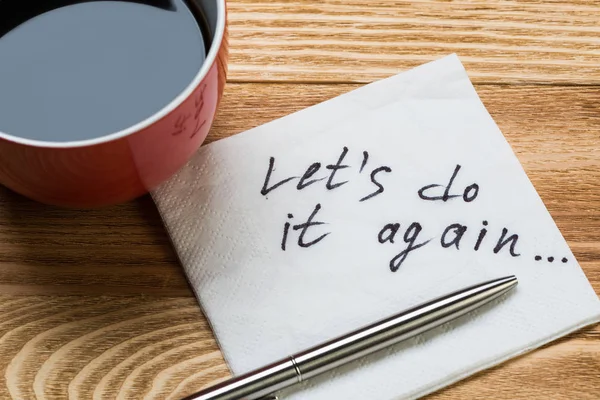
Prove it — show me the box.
[153,54,600,400]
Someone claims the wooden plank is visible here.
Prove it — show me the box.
[432,333,600,399]
[0,296,229,400]
[0,194,189,296]
[0,296,596,399]
[0,82,598,294]
[0,83,598,398]
[0,83,597,296]
[225,0,600,84]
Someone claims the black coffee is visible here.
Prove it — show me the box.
[0,0,206,142]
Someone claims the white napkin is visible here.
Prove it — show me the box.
[152,54,600,400]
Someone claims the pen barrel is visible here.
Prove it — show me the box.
[182,276,516,400]
[293,277,516,380]
[182,358,299,400]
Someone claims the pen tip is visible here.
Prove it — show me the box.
[494,275,518,290]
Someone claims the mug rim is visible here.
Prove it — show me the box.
[0,0,226,149]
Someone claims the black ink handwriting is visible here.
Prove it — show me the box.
[291,203,330,248]
[261,157,297,196]
[359,166,392,202]
[441,223,468,249]
[418,164,479,203]
[360,151,369,173]
[493,228,521,257]
[389,222,431,272]
[326,146,350,190]
[297,163,326,190]
[377,222,431,272]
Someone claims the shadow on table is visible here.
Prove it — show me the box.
[0,185,191,296]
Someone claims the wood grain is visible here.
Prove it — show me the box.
[226,0,600,84]
[2,0,600,397]
[0,296,229,400]
[0,82,598,399]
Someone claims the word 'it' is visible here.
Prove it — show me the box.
[281,203,330,251]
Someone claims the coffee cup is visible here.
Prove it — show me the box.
[0,0,228,207]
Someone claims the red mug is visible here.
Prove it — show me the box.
[0,0,228,207]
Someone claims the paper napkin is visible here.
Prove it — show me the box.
[152,54,600,400]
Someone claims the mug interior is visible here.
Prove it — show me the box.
[0,0,225,148]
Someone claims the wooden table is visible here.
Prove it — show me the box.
[1,1,599,398]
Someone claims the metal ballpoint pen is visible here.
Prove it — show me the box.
[182,275,518,400]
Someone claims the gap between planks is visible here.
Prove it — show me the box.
[226,79,600,87]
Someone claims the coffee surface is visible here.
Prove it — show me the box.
[0,0,206,142]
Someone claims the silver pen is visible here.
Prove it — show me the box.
[183,275,518,400]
